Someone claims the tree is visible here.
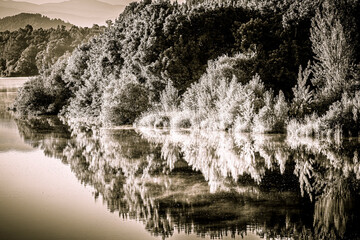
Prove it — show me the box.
[101,73,150,126]
[14,44,38,75]
[310,0,357,110]
[291,63,313,117]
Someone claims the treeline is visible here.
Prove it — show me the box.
[0,13,73,32]
[0,24,105,77]
[13,0,360,137]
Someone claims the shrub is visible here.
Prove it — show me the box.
[181,52,256,129]
[13,77,54,116]
[135,111,173,128]
[233,74,266,132]
[291,63,313,118]
[171,112,192,129]
[101,73,150,126]
[135,112,159,128]
[159,81,179,112]
[154,115,171,128]
[288,113,323,137]
[253,90,289,133]
[287,92,360,137]
[274,91,289,127]
[322,92,360,136]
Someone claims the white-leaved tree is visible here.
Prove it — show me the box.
[159,80,179,112]
[291,63,313,117]
[310,0,356,109]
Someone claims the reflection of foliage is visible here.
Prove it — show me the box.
[15,116,70,160]
[15,117,360,239]
[288,135,360,239]
[138,128,295,192]
[0,92,17,120]
[313,180,351,239]
[294,153,314,201]
[287,135,360,196]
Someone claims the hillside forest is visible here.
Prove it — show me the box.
[0,23,106,76]
[11,0,360,137]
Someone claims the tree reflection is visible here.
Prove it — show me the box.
[15,118,360,239]
[15,117,70,160]
[288,135,360,239]
[138,129,296,193]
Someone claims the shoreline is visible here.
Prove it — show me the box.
[0,77,33,80]
[0,77,30,91]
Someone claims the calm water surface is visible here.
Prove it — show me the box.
[0,79,360,240]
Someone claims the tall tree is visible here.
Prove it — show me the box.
[310,0,358,110]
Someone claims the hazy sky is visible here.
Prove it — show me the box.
[12,0,135,5]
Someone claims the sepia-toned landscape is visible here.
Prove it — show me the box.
[0,0,360,239]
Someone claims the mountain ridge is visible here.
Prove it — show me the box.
[0,0,126,27]
[0,13,73,31]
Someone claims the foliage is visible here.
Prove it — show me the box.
[286,0,360,136]
[282,0,321,27]
[0,24,105,76]
[181,52,255,125]
[310,0,357,111]
[232,10,312,97]
[12,55,71,116]
[159,80,179,112]
[232,74,266,132]
[179,53,255,129]
[14,0,314,127]
[101,72,150,126]
[138,53,288,133]
[287,91,360,137]
[253,90,289,133]
[12,77,54,116]
[290,63,314,118]
[12,0,360,136]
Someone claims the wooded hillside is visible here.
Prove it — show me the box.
[0,24,105,76]
[13,0,360,137]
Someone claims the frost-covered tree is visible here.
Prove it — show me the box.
[159,80,179,112]
[291,63,313,117]
[310,0,357,109]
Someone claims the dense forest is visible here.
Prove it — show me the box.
[12,0,360,137]
[0,24,105,76]
[0,13,73,32]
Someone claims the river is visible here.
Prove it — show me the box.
[0,78,360,240]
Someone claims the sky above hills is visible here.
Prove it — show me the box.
[0,0,129,26]
[10,0,186,4]
[11,0,134,4]
[1,0,186,27]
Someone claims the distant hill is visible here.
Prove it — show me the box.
[0,0,126,27]
[0,13,73,32]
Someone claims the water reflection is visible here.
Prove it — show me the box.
[0,88,33,152]
[14,119,360,239]
[287,135,360,239]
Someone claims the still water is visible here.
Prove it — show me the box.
[0,79,360,240]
